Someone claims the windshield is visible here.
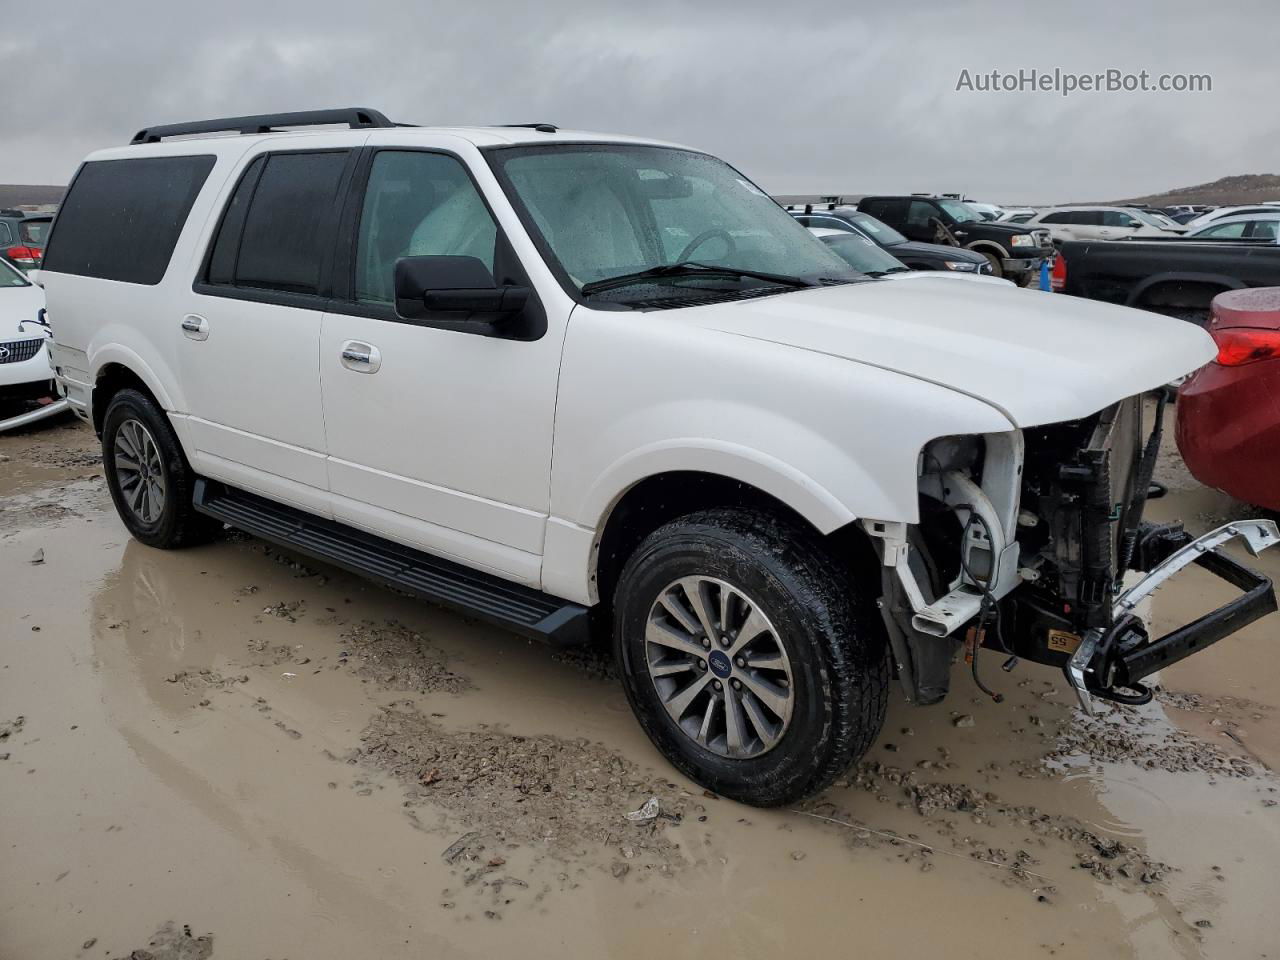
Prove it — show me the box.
[819,233,908,275]
[487,145,858,303]
[19,219,50,245]
[936,199,981,223]
[0,257,30,287]
[845,211,907,245]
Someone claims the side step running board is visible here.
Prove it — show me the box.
[193,479,590,646]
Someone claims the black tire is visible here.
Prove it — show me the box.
[101,388,218,549]
[613,508,889,806]
[978,250,1004,278]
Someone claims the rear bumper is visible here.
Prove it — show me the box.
[1066,520,1278,713]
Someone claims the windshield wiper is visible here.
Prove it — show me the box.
[580,261,815,296]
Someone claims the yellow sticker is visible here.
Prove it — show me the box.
[1047,629,1081,654]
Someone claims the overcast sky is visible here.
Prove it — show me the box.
[3,0,1276,203]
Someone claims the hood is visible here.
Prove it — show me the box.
[967,221,1034,238]
[683,278,1214,428]
[888,239,987,263]
[884,271,1012,288]
[0,283,45,338]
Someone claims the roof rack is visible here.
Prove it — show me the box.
[130,108,396,144]
[501,122,558,134]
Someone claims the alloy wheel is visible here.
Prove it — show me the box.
[644,576,795,759]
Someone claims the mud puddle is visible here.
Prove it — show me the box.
[3,420,1279,958]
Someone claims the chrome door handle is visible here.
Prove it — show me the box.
[181,314,209,341]
[339,340,381,373]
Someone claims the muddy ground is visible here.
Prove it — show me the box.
[1,412,1278,959]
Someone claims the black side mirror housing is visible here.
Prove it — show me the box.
[394,255,530,321]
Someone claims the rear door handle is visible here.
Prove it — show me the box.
[340,340,381,373]
[181,314,209,341]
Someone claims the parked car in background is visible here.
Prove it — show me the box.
[1168,210,1204,224]
[964,201,1005,221]
[0,210,53,271]
[1177,287,1280,511]
[1052,235,1280,324]
[998,207,1037,223]
[0,257,53,405]
[1131,208,1186,231]
[790,206,994,273]
[856,195,1052,281]
[1187,213,1279,242]
[806,227,1009,286]
[1184,205,1280,230]
[1028,206,1184,243]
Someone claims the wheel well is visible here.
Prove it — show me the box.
[92,364,158,436]
[594,471,876,607]
[966,240,1009,259]
[1134,279,1230,311]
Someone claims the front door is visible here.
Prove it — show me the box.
[318,146,566,586]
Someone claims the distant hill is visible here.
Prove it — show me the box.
[1120,173,1280,207]
[0,184,65,209]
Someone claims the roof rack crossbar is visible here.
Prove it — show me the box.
[130,108,395,144]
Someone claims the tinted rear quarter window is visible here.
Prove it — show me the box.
[43,155,215,284]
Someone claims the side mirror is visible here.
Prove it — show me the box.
[394,255,530,321]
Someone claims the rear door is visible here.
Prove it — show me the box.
[178,143,358,514]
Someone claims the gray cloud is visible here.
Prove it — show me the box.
[3,0,1277,202]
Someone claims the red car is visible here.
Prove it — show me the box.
[1177,287,1280,510]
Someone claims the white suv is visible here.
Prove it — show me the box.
[1028,205,1183,242]
[41,109,1277,805]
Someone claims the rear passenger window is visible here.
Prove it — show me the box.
[204,151,349,296]
[42,155,214,284]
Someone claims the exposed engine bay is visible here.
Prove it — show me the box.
[865,393,1278,712]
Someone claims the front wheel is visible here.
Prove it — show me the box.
[979,251,1004,278]
[613,509,889,806]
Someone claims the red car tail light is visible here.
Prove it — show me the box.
[1212,326,1280,366]
[1049,254,1066,292]
[5,245,42,265]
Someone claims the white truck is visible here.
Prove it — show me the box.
[40,109,1278,805]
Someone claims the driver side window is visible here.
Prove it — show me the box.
[354,151,497,304]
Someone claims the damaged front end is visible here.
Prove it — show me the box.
[864,395,1279,713]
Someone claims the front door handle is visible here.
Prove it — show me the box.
[340,340,381,374]
[181,314,209,341]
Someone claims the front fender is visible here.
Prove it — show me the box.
[552,306,1015,534]
[584,436,864,538]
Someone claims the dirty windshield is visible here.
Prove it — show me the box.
[488,144,858,303]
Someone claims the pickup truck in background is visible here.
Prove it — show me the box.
[1053,237,1280,325]
[857,195,1053,283]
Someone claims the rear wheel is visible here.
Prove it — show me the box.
[613,508,889,806]
[102,389,218,548]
